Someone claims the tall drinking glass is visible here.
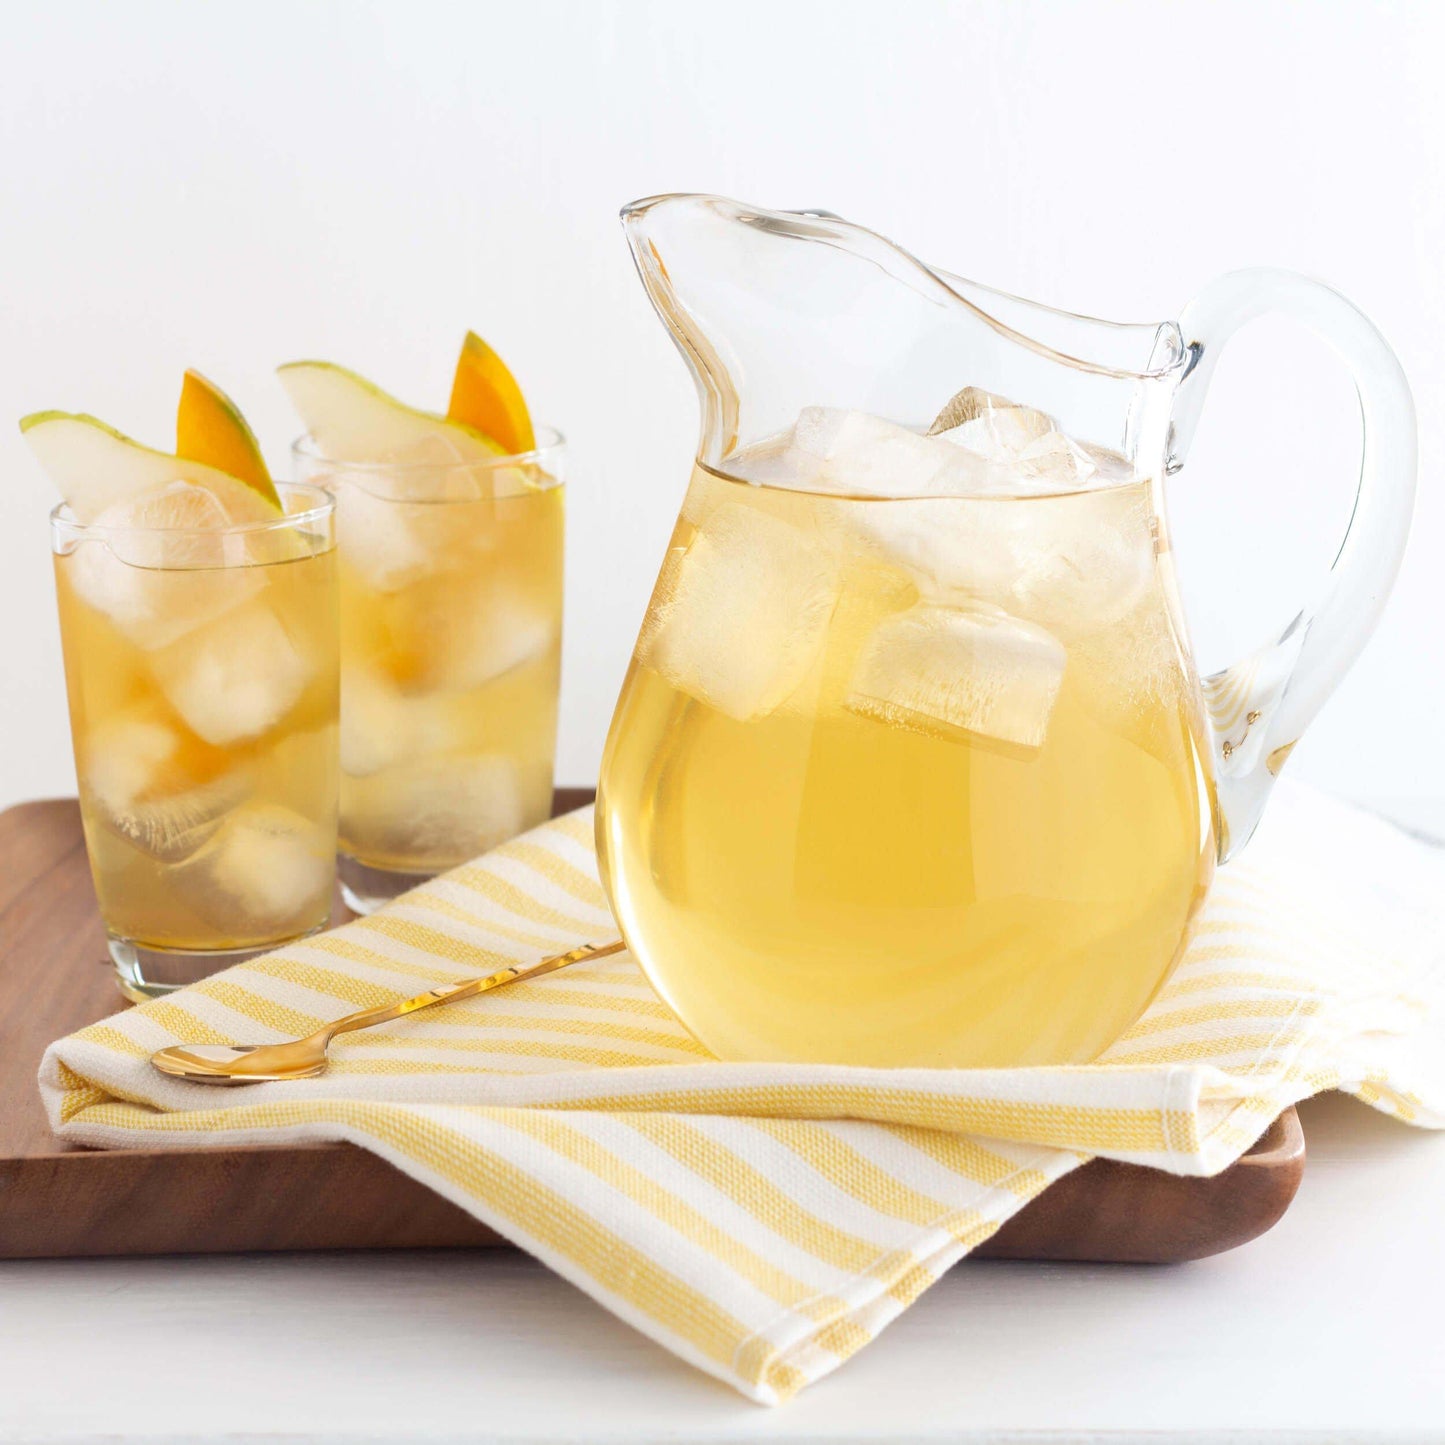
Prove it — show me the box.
[53,482,339,1000]
[294,432,565,912]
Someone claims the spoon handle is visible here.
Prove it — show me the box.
[322,939,627,1042]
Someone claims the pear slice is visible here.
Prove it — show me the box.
[176,370,281,509]
[446,331,534,455]
[20,412,282,524]
[277,360,505,469]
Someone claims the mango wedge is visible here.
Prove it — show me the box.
[175,370,281,509]
[446,331,535,455]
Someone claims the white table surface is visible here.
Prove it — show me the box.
[1,1092,1442,1443]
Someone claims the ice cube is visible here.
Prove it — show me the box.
[927,387,1047,437]
[103,481,236,555]
[408,575,557,695]
[196,803,333,925]
[790,407,960,497]
[936,410,1054,460]
[340,664,457,777]
[83,711,245,861]
[637,499,840,720]
[440,595,555,693]
[341,666,414,777]
[847,602,1066,752]
[1069,590,1182,716]
[83,712,177,808]
[381,429,486,476]
[367,432,529,500]
[66,482,262,649]
[1013,429,1098,488]
[931,389,1098,492]
[332,464,510,593]
[345,754,528,866]
[151,604,311,746]
[832,494,1023,605]
[843,485,1154,639]
[935,419,1097,491]
[333,475,437,592]
[1005,488,1156,636]
[103,777,244,863]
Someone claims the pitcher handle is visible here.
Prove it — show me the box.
[1168,269,1416,860]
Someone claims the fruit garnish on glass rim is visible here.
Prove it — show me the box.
[447,331,534,455]
[21,394,282,527]
[175,369,281,509]
[278,332,534,468]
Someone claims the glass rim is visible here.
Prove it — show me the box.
[290,422,566,474]
[50,479,335,541]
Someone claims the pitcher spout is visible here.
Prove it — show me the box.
[620,193,1187,473]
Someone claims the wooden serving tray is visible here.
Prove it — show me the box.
[0,795,1305,1263]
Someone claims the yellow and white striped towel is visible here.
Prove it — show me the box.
[40,781,1445,1404]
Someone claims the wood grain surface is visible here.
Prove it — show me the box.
[0,795,1305,1262]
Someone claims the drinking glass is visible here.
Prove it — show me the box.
[53,482,339,1000]
[294,431,565,912]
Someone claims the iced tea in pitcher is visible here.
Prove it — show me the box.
[599,398,1214,1067]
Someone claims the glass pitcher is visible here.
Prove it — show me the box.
[596,193,1415,1070]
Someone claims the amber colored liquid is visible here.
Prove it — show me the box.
[55,544,339,951]
[336,481,564,872]
[597,464,1215,1067]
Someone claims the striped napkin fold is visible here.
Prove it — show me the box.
[40,781,1445,1405]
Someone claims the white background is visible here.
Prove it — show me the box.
[1,0,1439,827]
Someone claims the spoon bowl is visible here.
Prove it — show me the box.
[151,1042,329,1083]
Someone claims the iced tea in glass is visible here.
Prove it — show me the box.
[52,483,338,999]
[294,435,564,911]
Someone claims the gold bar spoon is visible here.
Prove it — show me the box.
[149,939,626,1085]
